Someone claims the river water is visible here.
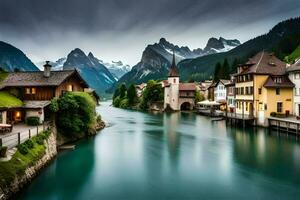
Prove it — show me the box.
[19,101,300,199]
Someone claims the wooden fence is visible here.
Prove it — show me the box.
[0,121,52,149]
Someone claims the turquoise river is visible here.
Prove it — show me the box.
[18,101,300,199]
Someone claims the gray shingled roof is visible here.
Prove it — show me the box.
[0,70,85,89]
[287,59,300,72]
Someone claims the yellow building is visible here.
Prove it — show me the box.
[234,52,294,126]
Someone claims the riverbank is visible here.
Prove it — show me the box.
[0,129,57,200]
[0,117,106,200]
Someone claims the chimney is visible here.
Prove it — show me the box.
[43,61,52,77]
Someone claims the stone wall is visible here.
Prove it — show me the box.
[0,130,57,200]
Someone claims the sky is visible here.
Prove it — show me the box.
[0,0,300,66]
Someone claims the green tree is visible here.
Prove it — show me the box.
[222,58,230,79]
[119,84,127,99]
[113,87,120,100]
[194,90,205,103]
[214,62,221,81]
[127,84,137,105]
[140,80,164,110]
[50,92,96,137]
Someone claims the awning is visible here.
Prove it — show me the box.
[197,100,220,106]
[23,101,51,109]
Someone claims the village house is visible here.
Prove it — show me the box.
[234,51,294,126]
[0,61,96,125]
[225,78,236,113]
[287,59,300,116]
[135,83,147,98]
[163,53,198,111]
[213,79,230,104]
[199,80,212,100]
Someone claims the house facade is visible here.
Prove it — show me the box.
[0,61,91,124]
[234,52,294,126]
[287,59,300,116]
[225,80,235,112]
[164,53,198,111]
[214,79,230,103]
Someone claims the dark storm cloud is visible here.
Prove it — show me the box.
[0,0,299,65]
[1,0,299,33]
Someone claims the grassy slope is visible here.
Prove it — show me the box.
[0,130,51,186]
[285,45,300,63]
[0,91,23,108]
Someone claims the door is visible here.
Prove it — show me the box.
[298,104,300,116]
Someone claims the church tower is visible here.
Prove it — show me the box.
[164,51,180,110]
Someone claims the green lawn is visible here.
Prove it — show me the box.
[0,91,23,108]
[285,45,300,63]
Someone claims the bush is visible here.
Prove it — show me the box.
[119,98,129,108]
[0,146,8,157]
[24,139,34,149]
[17,143,29,155]
[113,96,121,107]
[26,117,40,126]
[54,92,96,137]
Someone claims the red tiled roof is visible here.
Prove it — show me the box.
[179,83,196,91]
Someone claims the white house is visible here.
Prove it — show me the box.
[213,79,230,103]
[287,59,300,116]
[164,53,197,111]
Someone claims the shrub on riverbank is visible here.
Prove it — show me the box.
[139,80,164,110]
[0,130,51,186]
[50,92,99,138]
[113,84,138,109]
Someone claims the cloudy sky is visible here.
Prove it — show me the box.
[0,0,299,66]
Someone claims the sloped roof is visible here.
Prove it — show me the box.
[179,83,196,91]
[287,59,300,72]
[0,70,88,89]
[237,51,287,75]
[168,52,179,77]
[263,76,294,88]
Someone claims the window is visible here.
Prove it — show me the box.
[246,102,248,111]
[25,88,31,94]
[173,79,176,83]
[264,104,267,111]
[276,88,280,95]
[67,84,73,92]
[295,73,300,79]
[241,87,244,95]
[277,102,283,113]
[25,87,36,94]
[31,88,36,94]
[274,77,282,83]
[258,88,262,95]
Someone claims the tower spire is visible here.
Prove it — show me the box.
[168,49,179,77]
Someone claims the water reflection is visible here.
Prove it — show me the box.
[19,102,300,199]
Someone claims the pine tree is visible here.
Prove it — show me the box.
[214,62,221,81]
[127,84,137,105]
[222,58,230,79]
[119,84,127,99]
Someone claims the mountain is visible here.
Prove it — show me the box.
[178,17,300,81]
[99,60,130,79]
[116,37,240,86]
[63,48,116,95]
[0,41,39,72]
[36,57,66,71]
[203,37,241,54]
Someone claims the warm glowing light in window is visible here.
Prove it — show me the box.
[67,84,73,91]
[25,88,31,94]
[31,88,36,94]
